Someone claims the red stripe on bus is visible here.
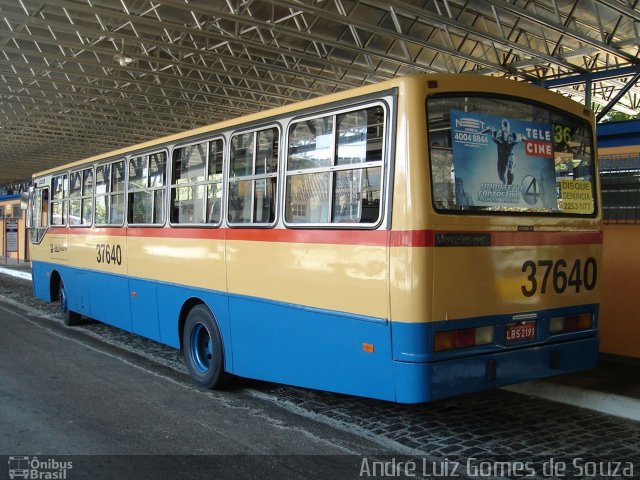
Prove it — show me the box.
[388,230,435,247]
[58,226,602,247]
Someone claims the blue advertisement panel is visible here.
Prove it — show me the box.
[450,110,558,210]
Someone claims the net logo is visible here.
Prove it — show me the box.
[455,116,486,132]
[8,456,73,480]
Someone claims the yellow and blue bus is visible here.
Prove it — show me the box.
[26,74,601,403]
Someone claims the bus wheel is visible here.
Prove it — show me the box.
[59,281,82,326]
[183,305,229,389]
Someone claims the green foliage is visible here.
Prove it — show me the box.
[601,110,640,123]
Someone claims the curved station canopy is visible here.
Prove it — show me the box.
[0,0,639,185]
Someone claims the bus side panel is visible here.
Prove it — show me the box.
[31,260,133,332]
[129,278,160,341]
[86,270,133,332]
[392,358,432,404]
[390,321,432,362]
[226,239,389,320]
[64,268,92,316]
[156,283,183,349]
[63,230,133,331]
[30,231,70,301]
[224,236,393,399]
[30,259,92,316]
[31,261,54,302]
[229,296,396,401]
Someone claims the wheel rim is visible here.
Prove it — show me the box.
[59,285,68,315]
[190,322,214,373]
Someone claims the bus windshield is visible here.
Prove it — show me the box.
[427,94,596,216]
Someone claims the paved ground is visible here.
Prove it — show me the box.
[0,285,402,479]
[1,268,639,479]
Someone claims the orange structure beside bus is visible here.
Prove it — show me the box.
[598,138,640,360]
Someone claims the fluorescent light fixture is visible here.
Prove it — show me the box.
[113,52,134,67]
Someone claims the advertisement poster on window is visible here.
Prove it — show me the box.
[449,110,558,210]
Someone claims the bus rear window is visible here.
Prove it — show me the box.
[427,95,596,216]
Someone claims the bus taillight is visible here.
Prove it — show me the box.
[434,326,494,352]
[549,313,593,334]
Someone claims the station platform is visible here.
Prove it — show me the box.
[1,261,638,423]
[504,355,640,422]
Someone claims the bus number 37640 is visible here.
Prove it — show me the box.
[521,257,597,297]
[96,243,123,266]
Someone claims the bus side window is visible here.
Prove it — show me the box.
[29,188,49,244]
[51,174,68,226]
[128,153,166,225]
[41,189,49,228]
[208,200,221,223]
[228,127,278,226]
[285,105,384,225]
[171,139,224,226]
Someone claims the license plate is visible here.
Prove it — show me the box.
[506,321,536,342]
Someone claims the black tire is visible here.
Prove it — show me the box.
[182,304,229,389]
[59,281,83,326]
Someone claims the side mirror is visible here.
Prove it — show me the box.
[20,191,30,211]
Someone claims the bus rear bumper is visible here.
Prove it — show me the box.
[393,337,599,404]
